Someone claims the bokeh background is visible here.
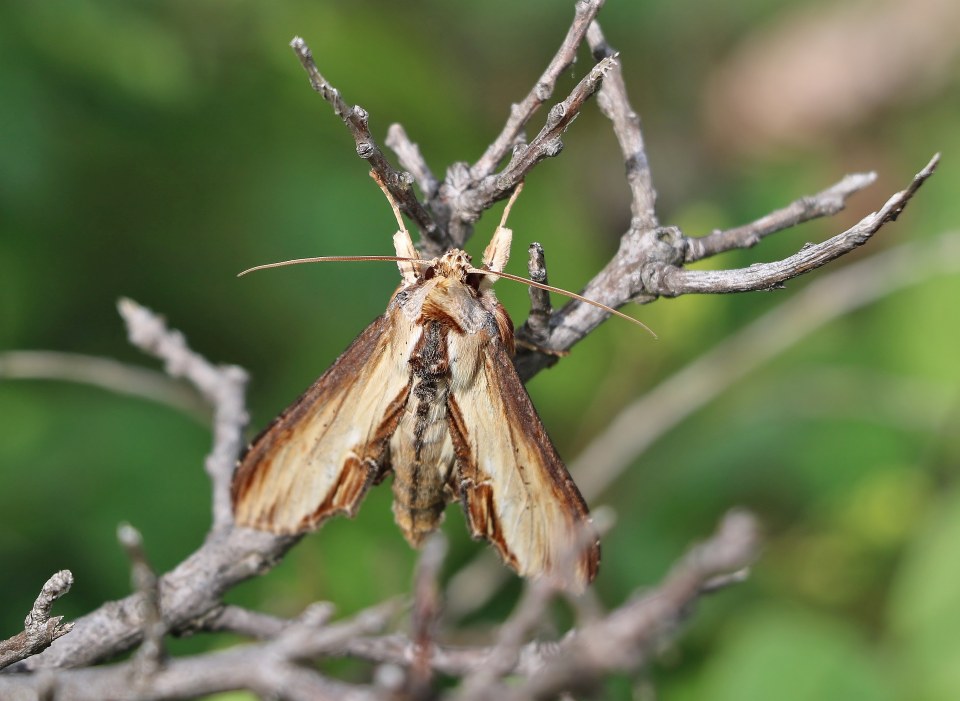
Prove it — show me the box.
[2,1,958,699]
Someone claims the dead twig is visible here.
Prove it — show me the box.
[0,571,74,671]
[117,298,248,534]
[587,20,658,230]
[290,37,444,252]
[684,171,878,262]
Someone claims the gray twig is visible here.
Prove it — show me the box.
[290,36,445,252]
[471,0,605,180]
[514,154,939,381]
[653,154,938,295]
[511,511,760,701]
[516,242,554,349]
[685,171,878,262]
[586,21,658,230]
[409,534,448,698]
[0,351,209,423]
[386,123,440,200]
[117,524,166,676]
[117,298,248,534]
[0,571,74,670]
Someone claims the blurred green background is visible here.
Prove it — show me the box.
[1,1,958,699]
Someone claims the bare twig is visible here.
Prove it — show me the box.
[193,605,291,639]
[118,524,166,676]
[586,21,658,230]
[117,298,248,534]
[512,511,760,700]
[0,351,209,423]
[409,534,447,698]
[652,154,938,295]
[290,36,444,251]
[685,171,878,262]
[0,604,392,701]
[386,123,439,200]
[0,571,74,670]
[516,242,554,349]
[492,56,618,200]
[514,154,939,381]
[471,0,605,180]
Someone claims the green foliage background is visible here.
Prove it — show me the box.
[1,1,958,699]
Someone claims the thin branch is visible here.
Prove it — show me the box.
[409,534,447,698]
[685,171,878,262]
[117,524,166,677]
[117,298,248,534]
[0,351,209,424]
[512,510,760,701]
[493,55,618,197]
[290,36,446,251]
[0,604,390,701]
[386,123,439,200]
[441,54,618,248]
[513,154,939,381]
[652,154,938,295]
[471,0,605,180]
[516,242,554,349]
[586,21,658,230]
[193,605,291,639]
[0,571,74,670]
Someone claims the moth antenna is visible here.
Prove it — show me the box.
[239,256,429,277]
[468,267,657,338]
[370,170,408,235]
[370,170,421,283]
[498,181,524,231]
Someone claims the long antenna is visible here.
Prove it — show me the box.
[238,256,427,277]
[469,267,657,338]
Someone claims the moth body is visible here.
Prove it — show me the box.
[232,224,600,590]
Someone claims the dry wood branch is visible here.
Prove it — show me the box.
[587,21,658,230]
[0,571,73,670]
[509,511,759,701]
[653,154,938,295]
[118,524,166,676]
[516,242,554,349]
[488,55,618,204]
[471,0,605,180]
[513,154,938,381]
[117,298,248,533]
[386,123,440,200]
[290,37,444,251]
[0,350,209,423]
[409,535,447,697]
[685,171,877,262]
[0,604,391,701]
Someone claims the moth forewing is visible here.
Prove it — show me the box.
[231,312,414,533]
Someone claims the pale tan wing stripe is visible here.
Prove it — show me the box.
[448,329,599,591]
[232,310,415,533]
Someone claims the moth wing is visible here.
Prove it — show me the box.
[448,328,600,591]
[232,310,414,534]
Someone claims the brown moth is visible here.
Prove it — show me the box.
[232,185,604,591]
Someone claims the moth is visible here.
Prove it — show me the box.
[231,183,646,591]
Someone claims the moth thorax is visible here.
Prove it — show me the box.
[433,249,472,279]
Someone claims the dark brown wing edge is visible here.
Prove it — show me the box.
[231,313,408,532]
